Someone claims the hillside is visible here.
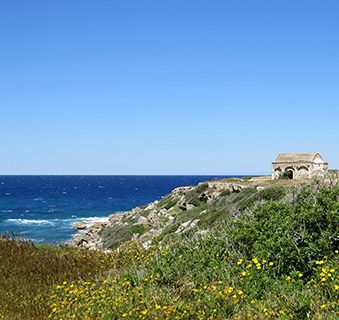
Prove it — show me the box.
[72,176,314,251]
[0,176,338,319]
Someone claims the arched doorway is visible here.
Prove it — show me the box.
[287,170,293,179]
[283,167,295,180]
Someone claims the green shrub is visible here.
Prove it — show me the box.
[130,224,150,236]
[256,185,286,201]
[184,190,202,207]
[162,198,179,210]
[219,189,231,197]
[228,186,339,276]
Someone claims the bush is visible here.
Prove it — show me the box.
[256,185,286,201]
[184,190,202,207]
[162,198,179,210]
[219,189,231,197]
[228,186,339,276]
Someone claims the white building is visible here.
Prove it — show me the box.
[272,153,328,180]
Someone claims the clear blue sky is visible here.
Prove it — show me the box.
[0,0,338,175]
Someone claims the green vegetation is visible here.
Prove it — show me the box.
[280,170,293,180]
[0,183,338,319]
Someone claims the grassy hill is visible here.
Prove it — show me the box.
[0,177,338,319]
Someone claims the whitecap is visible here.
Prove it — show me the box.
[6,218,55,226]
[81,217,109,224]
[1,210,13,213]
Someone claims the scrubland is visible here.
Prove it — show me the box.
[0,180,338,319]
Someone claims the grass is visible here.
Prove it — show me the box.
[0,183,338,319]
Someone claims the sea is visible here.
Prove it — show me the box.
[0,175,232,244]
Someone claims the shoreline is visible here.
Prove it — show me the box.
[70,176,276,251]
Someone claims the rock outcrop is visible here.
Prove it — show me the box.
[70,176,289,251]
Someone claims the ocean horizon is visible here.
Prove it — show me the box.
[0,175,243,244]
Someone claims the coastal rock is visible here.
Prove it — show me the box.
[175,219,199,234]
[137,216,149,225]
[73,221,87,230]
[71,176,283,252]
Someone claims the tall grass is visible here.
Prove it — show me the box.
[0,238,123,319]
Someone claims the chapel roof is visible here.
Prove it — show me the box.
[273,153,324,163]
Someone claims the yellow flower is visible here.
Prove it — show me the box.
[241,271,247,276]
[141,310,148,315]
[286,276,291,282]
[320,304,326,309]
[237,259,243,265]
[155,305,161,310]
[315,260,324,265]
[252,258,259,264]
[122,313,128,317]
[268,262,273,266]
[298,273,303,278]
[237,290,244,295]
[227,287,234,294]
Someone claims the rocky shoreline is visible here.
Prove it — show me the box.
[70,176,285,251]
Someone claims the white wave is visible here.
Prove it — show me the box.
[78,217,109,226]
[6,219,54,225]
[4,216,109,228]
[1,210,13,213]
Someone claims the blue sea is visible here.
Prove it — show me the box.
[0,176,231,244]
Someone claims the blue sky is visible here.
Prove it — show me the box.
[0,0,338,175]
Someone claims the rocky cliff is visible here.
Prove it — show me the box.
[71,176,291,251]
